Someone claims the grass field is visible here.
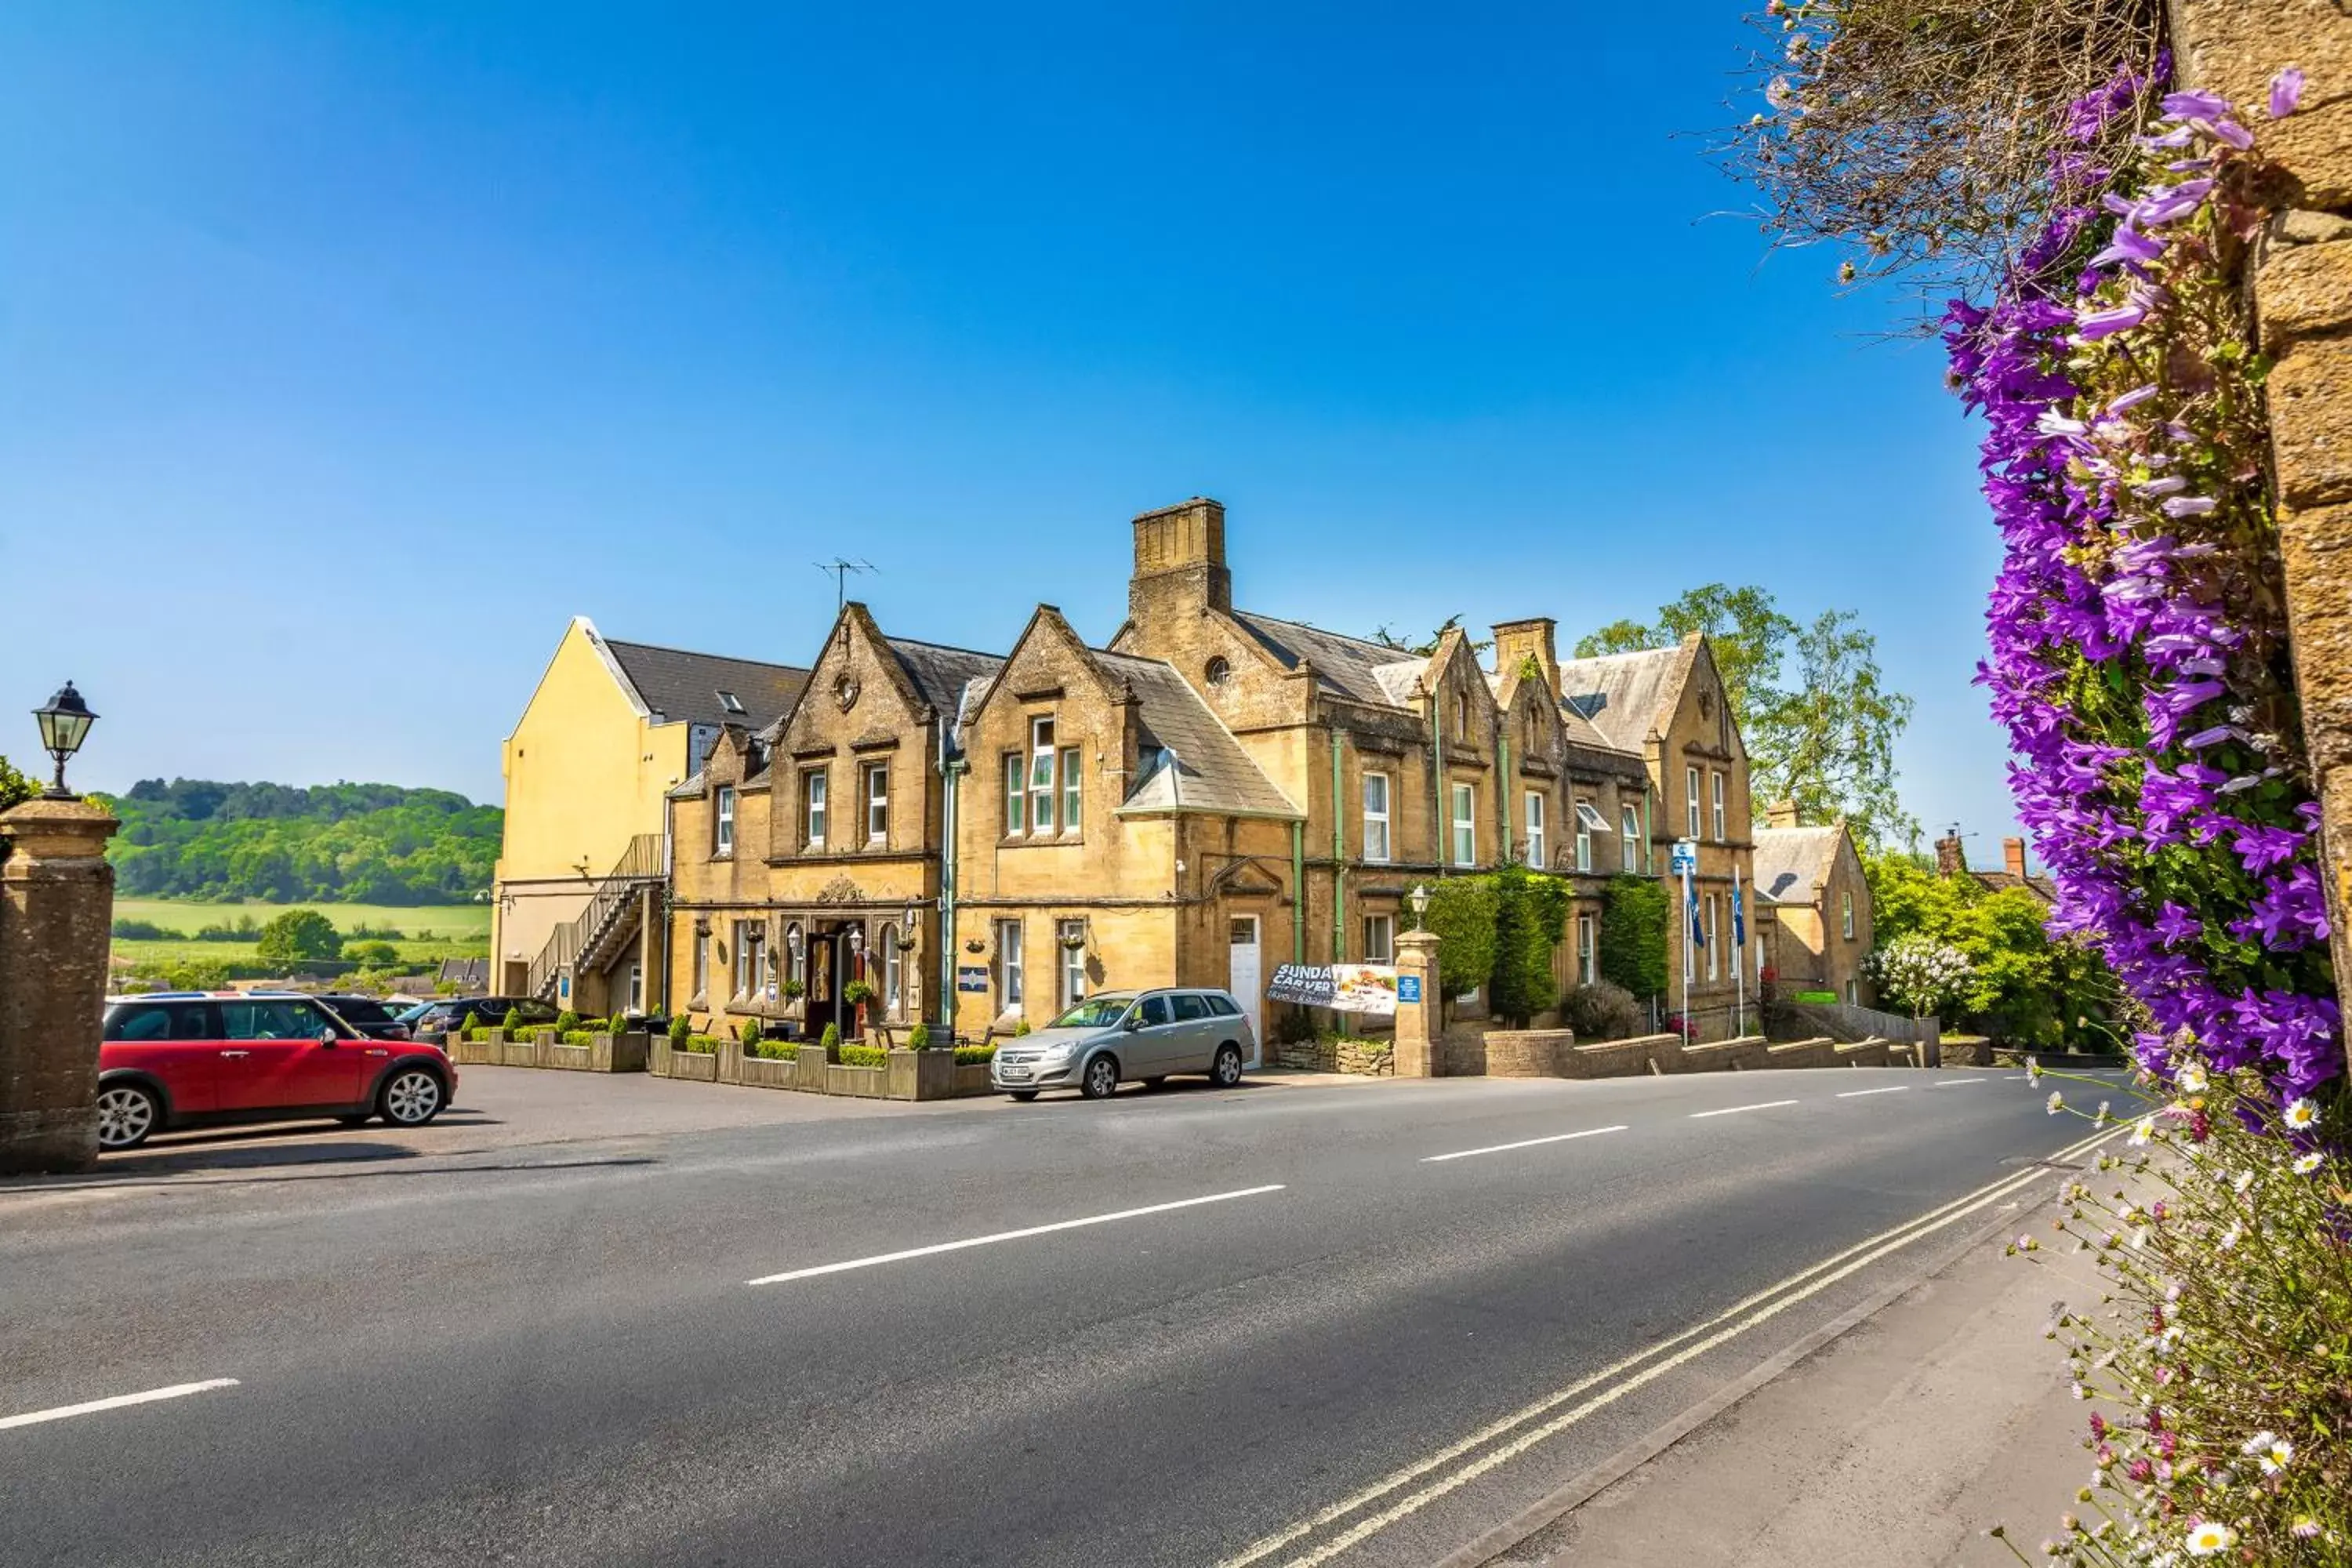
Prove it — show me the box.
[111,898,490,943]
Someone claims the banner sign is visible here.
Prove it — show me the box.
[956,965,990,993]
[1266,963,1400,1015]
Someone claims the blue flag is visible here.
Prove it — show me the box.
[1687,884,1706,946]
[1732,884,1745,947]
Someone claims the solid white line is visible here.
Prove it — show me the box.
[1214,1117,2129,1568]
[746,1185,1286,1286]
[1835,1086,1909,1099]
[1933,1077,1988,1086]
[0,1378,239,1433]
[1688,1099,1799,1120]
[1421,1126,1628,1164]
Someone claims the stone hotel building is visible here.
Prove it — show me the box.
[647,498,1765,1045]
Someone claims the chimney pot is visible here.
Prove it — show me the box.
[1934,833,1965,879]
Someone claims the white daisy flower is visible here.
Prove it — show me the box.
[2027,1057,2043,1083]
[2239,1430,2277,1456]
[2218,1223,2243,1252]
[2184,1519,2236,1556]
[2047,1090,2066,1115]
[2283,1096,2318,1131]
[2177,1064,2208,1093]
[2233,1169,2254,1194]
[2259,1436,2292,1474]
[2131,1115,2158,1145]
[2293,1152,2325,1176]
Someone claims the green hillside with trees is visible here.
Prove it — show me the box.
[100,778,501,905]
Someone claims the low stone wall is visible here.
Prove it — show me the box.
[1272,1037,1398,1076]
[1835,1038,1892,1067]
[645,1037,983,1101]
[1765,1036,1838,1069]
[1338,1038,1394,1076]
[1570,1034,1671,1078]
[447,1029,651,1073]
[1665,1034,1772,1073]
[1481,1030,1579,1078]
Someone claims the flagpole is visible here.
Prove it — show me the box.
[1733,862,1747,1040]
[1679,857,1693,1050]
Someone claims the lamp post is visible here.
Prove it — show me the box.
[1408,882,1431,931]
[32,683,97,800]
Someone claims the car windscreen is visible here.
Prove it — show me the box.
[1045,996,1133,1030]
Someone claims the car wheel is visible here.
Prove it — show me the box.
[1006,1091,1040,1102]
[1080,1054,1120,1100]
[95,1083,160,1150]
[379,1068,446,1127]
[1210,1044,1243,1087]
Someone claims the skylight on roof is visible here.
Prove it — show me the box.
[717,690,746,714]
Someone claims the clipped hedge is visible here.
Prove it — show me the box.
[838,1043,887,1068]
[953,1041,998,1065]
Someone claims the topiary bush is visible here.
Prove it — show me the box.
[681,1033,720,1054]
[821,1022,841,1050]
[561,1030,595,1047]
[1490,865,1571,1027]
[1598,876,1669,1002]
[751,1037,794,1059]
[1425,877,1499,1002]
[1012,1018,1033,1036]
[907,1022,931,1050]
[953,1040,997,1065]
[669,1014,691,1043]
[500,1007,522,1034]
[555,1010,581,1033]
[839,1043,887,1068]
[1559,979,1642,1042]
[739,1018,761,1046]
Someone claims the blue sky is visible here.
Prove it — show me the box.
[3,3,2021,866]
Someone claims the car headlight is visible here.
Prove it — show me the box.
[1037,1040,1078,1062]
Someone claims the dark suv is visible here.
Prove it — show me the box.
[396,996,561,1037]
[314,993,413,1041]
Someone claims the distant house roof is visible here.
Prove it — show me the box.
[1970,869,2059,902]
[1231,610,1429,710]
[1752,825,1843,906]
[601,638,810,731]
[1554,644,1693,753]
[1099,649,1301,819]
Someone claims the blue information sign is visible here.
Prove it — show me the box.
[1397,975,1422,1004]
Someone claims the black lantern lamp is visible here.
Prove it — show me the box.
[33,683,96,799]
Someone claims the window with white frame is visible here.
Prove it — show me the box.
[1842,890,1856,940]
[1058,919,1086,1007]
[1576,800,1611,873]
[880,925,902,1016]
[863,761,888,844]
[1577,913,1596,985]
[996,919,1025,1012]
[1361,912,1395,964]
[1061,746,1081,833]
[1711,771,1726,841]
[802,768,827,849]
[1450,782,1476,866]
[1621,804,1642,872]
[1525,791,1546,868]
[1003,752,1025,834]
[732,920,754,999]
[1029,717,1057,833]
[1704,894,1720,982]
[1362,771,1392,862]
[714,786,736,856]
[1686,766,1702,838]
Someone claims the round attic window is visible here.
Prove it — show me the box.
[1205,656,1232,687]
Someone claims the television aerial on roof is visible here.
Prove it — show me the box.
[814,557,877,613]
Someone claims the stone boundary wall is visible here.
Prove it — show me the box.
[444,1029,651,1073]
[643,1037,989,1101]
[1428,1030,1903,1082]
[1272,1037,1396,1076]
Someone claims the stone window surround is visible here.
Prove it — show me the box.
[713,785,736,858]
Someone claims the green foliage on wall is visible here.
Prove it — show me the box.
[1488,864,1572,1026]
[101,778,499,904]
[1424,877,1498,1000]
[1597,875,1669,1000]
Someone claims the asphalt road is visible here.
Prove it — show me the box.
[0,1064,2122,1567]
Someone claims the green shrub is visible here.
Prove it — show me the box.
[782,978,805,1000]
[908,1022,932,1050]
[500,1006,522,1033]
[1559,979,1642,1041]
[1598,875,1670,1000]
[1425,878,1499,1000]
[256,908,343,964]
[1272,1007,1319,1045]
[1013,1018,1033,1036]
[343,940,400,966]
[561,1030,595,1047]
[739,1018,761,1046]
[111,918,183,940]
[953,1041,997,1065]
[681,1033,720,1054]
[751,1037,794,1059]
[821,1022,841,1050]
[669,1014,691,1043]
[1489,864,1571,1027]
[842,978,877,1007]
[838,1043,887,1068]
[555,1010,581,1033]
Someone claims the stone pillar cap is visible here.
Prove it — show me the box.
[0,796,121,851]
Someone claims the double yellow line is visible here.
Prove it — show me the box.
[1218,1121,2125,1568]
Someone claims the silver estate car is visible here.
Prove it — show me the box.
[991,989,1257,1102]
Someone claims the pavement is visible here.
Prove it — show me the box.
[0,1062,2122,1566]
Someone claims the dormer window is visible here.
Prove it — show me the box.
[717,690,745,717]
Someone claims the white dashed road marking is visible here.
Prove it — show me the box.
[1422,1126,1629,1163]
[0,1379,239,1433]
[1688,1100,1800,1120]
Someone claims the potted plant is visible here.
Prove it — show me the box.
[841,978,876,1035]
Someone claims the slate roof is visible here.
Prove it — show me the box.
[1969,869,2059,903]
[601,639,810,731]
[1751,825,1843,906]
[886,637,1006,728]
[1097,649,1301,818]
[1554,643,1693,753]
[1231,610,1428,710]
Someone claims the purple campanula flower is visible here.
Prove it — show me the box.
[2161,495,2216,517]
[2232,822,2307,874]
[2270,68,2305,119]
[2153,903,2202,945]
[2161,89,2233,122]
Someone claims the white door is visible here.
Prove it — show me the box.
[1227,916,1262,1067]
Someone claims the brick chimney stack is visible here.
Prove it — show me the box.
[1492,618,1559,695]
[2004,837,2028,880]
[1128,498,1231,624]
[1934,832,1965,879]
[1766,800,1802,829]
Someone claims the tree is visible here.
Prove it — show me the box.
[255,908,343,964]
[1488,866,1571,1027]
[1574,586,1918,852]
[1873,934,1975,1020]
[1368,614,1492,657]
[1748,611,1918,851]
[1423,878,1498,1004]
[0,753,34,814]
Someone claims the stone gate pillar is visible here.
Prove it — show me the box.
[1393,929,1442,1077]
[0,797,121,1174]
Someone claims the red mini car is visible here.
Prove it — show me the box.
[96,991,457,1151]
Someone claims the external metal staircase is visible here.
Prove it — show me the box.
[527,833,665,1003]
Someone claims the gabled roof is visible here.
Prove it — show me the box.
[886,637,1006,724]
[1970,869,2059,903]
[601,639,809,731]
[1554,643,1693,753]
[1098,649,1301,819]
[1752,824,1844,905]
[1231,610,1426,710]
